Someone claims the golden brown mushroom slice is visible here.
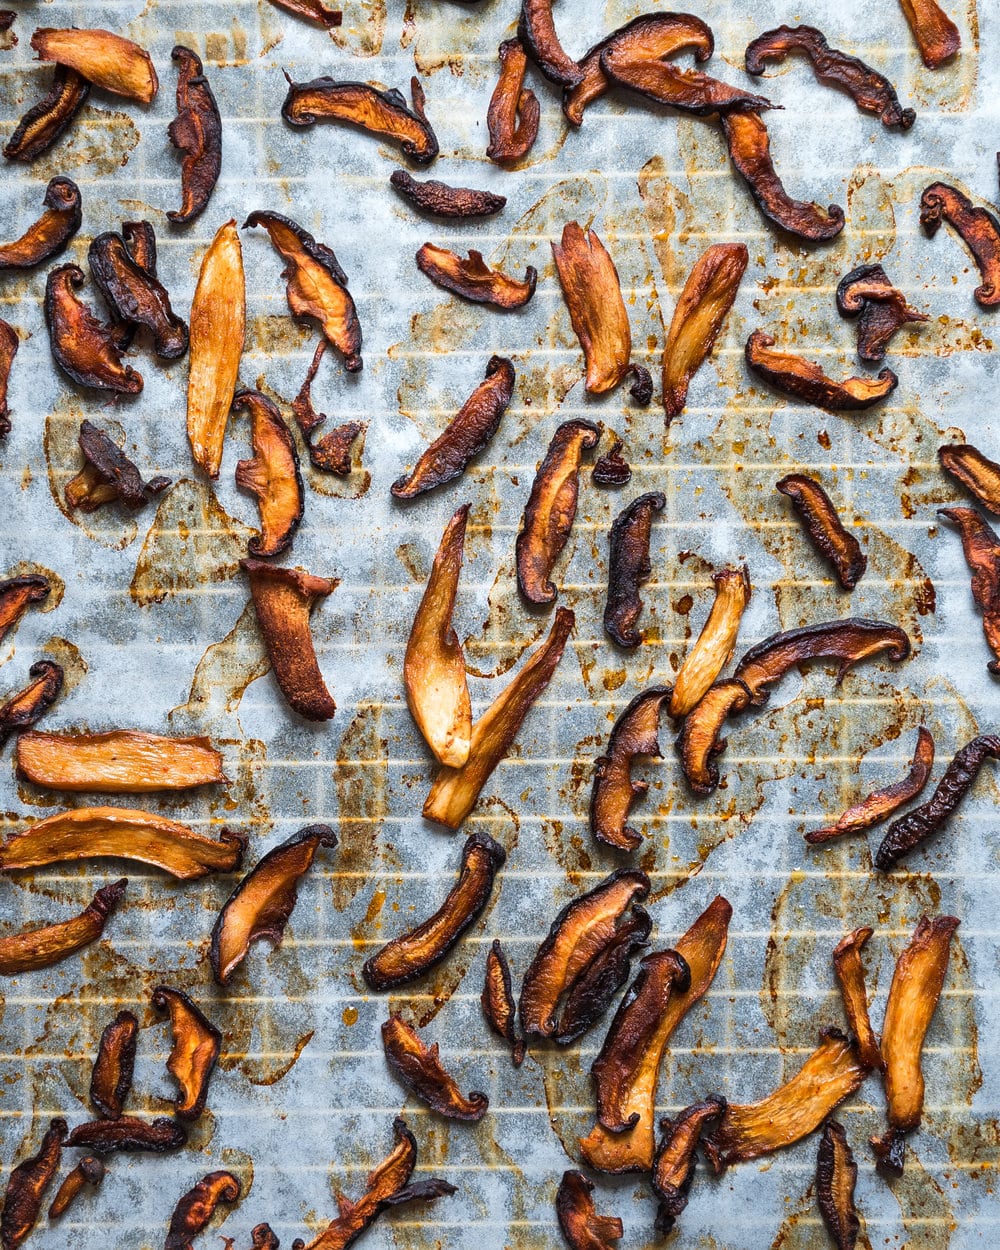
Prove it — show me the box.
[0,1118,66,1250]
[0,806,245,880]
[486,39,540,165]
[187,219,246,479]
[404,504,472,768]
[777,473,867,590]
[242,558,338,721]
[164,1172,241,1250]
[590,686,671,852]
[152,986,221,1121]
[45,264,143,394]
[746,330,896,410]
[210,824,337,985]
[831,927,882,1073]
[0,574,50,644]
[16,729,227,793]
[552,223,631,394]
[47,1156,104,1220]
[481,938,525,1066]
[674,679,752,797]
[836,264,928,363]
[939,442,1000,514]
[381,1015,488,1121]
[0,318,16,436]
[670,566,750,719]
[816,1121,860,1250]
[3,67,90,163]
[390,170,506,219]
[234,390,304,558]
[66,1116,187,1154]
[0,662,63,746]
[601,40,772,114]
[603,492,665,648]
[90,1008,138,1119]
[555,1171,622,1250]
[416,243,537,309]
[0,176,81,271]
[281,76,439,164]
[65,420,171,513]
[898,0,960,68]
[31,28,158,104]
[265,0,342,27]
[516,419,600,605]
[939,506,1000,674]
[88,230,189,360]
[0,878,127,975]
[651,1099,726,1236]
[920,182,1000,306]
[518,0,581,87]
[167,46,222,225]
[423,608,574,829]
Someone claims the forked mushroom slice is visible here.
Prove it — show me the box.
[0,318,16,435]
[832,927,882,1073]
[898,0,961,69]
[674,678,752,796]
[806,727,934,844]
[0,878,127,975]
[242,558,338,721]
[16,729,227,793]
[265,0,342,27]
[47,1156,104,1219]
[390,170,506,219]
[516,419,600,605]
[482,938,525,1066]
[416,244,537,309]
[30,28,158,104]
[381,1015,488,1121]
[816,1121,860,1250]
[920,182,1000,306]
[0,1118,66,1250]
[3,67,90,163]
[244,211,362,371]
[590,686,672,851]
[703,1029,868,1171]
[552,223,631,394]
[0,176,81,270]
[234,389,304,558]
[579,895,732,1173]
[835,264,928,362]
[777,473,867,590]
[0,807,245,880]
[603,492,665,647]
[555,1171,622,1250]
[486,39,540,164]
[518,0,582,87]
[592,436,631,487]
[187,219,246,479]
[65,1117,187,1154]
[292,341,367,475]
[939,506,1000,673]
[64,420,171,513]
[164,1172,241,1250]
[939,442,1000,514]
[746,330,896,410]
[404,505,472,768]
[362,831,505,990]
[423,608,574,829]
[393,356,515,499]
[0,662,63,746]
[89,231,188,360]
[602,44,772,115]
[45,264,143,394]
[519,869,651,1045]
[210,824,337,985]
[669,566,751,719]
[722,111,845,242]
[167,46,222,224]
[281,76,439,164]
[651,1097,727,1235]
[152,986,221,1121]
[662,243,748,422]
[90,1008,138,1119]
[0,575,50,644]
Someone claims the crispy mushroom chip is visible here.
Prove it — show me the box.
[265,0,342,27]
[0,575,50,644]
[390,170,505,219]
[518,0,581,87]
[164,1172,241,1250]
[0,878,127,975]
[777,473,867,590]
[920,182,1000,306]
[234,389,304,558]
[16,729,227,793]
[675,678,752,797]
[0,318,16,436]
[153,986,221,1121]
[31,28,158,104]
[89,230,189,360]
[3,67,90,163]
[65,1117,187,1154]
[816,1121,860,1250]
[939,506,1000,673]
[482,938,525,1066]
[555,1171,622,1250]
[746,329,896,410]
[552,223,631,394]
[90,1008,138,1119]
[592,436,631,487]
[292,341,367,476]
[45,264,143,394]
[601,41,772,114]
[381,1015,488,1121]
[416,243,537,309]
[0,1118,66,1250]
[651,1098,727,1235]
[0,662,63,746]
[603,492,665,648]
[939,442,1000,514]
[670,566,750,719]
[47,1157,104,1220]
[486,39,540,164]
[832,927,882,1073]
[590,686,671,852]
[0,176,81,270]
[836,264,928,362]
[168,46,222,224]
[281,75,439,164]
[65,420,171,513]
[898,0,961,69]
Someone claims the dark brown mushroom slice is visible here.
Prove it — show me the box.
[381,1015,488,1121]
[210,824,337,985]
[47,1156,104,1220]
[362,831,505,990]
[90,1008,138,1119]
[152,986,221,1121]
[281,75,439,164]
[939,506,1000,673]
[291,341,367,475]
[591,436,631,487]
[0,575,50,644]
[674,678,752,797]
[0,878,127,975]
[0,1118,67,1250]
[234,389,304,559]
[65,420,171,513]
[776,473,867,590]
[0,662,63,747]
[164,1171,241,1250]
[44,264,143,394]
[835,264,928,362]
[651,1097,727,1235]
[518,0,582,87]
[555,1171,622,1250]
[746,329,896,410]
[415,244,537,309]
[481,938,525,1066]
[601,42,773,115]
[486,39,540,165]
[831,927,882,1073]
[391,356,515,499]
[939,442,1000,514]
[167,46,222,225]
[122,220,157,274]
[389,170,506,219]
[552,223,632,394]
[31,28,158,104]
[0,177,81,271]
[248,1227,280,1250]
[920,182,1000,306]
[0,318,16,436]
[603,492,665,648]
[898,0,961,69]
[516,418,600,605]
[670,566,751,719]
[590,686,671,852]
[265,0,341,24]
[745,24,915,129]
[722,110,845,241]
[65,1117,187,1154]
[3,66,90,163]
[816,1121,860,1250]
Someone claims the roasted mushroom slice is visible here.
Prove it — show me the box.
[0,575,50,645]
[164,1172,241,1250]
[520,869,651,1045]
[746,330,896,410]
[651,1098,726,1235]
[416,244,537,309]
[662,244,748,422]
[234,390,304,558]
[675,678,752,796]
[816,1121,860,1250]
[592,436,631,487]
[31,28,158,103]
[392,355,515,499]
[777,473,867,590]
[603,492,665,648]
[920,182,1000,306]
[482,938,525,1066]
[90,1008,138,1119]
[45,265,143,394]
[3,67,90,163]
[16,729,227,793]
[381,1016,488,1121]
[390,170,505,219]
[552,223,631,394]
[363,831,505,990]
[601,41,771,114]
[832,927,882,1073]
[516,419,600,605]
[0,878,126,975]
[670,566,751,718]
[0,662,63,746]
[486,39,540,165]
[292,341,366,475]
[247,1227,280,1250]
[89,230,188,360]
[555,1171,622,1250]
[153,986,220,1121]
[0,176,81,270]
[590,686,671,852]
[48,1157,104,1219]
[939,442,1000,514]
[167,45,221,224]
[65,420,171,513]
[404,505,472,768]
[898,0,961,69]
[265,0,342,27]
[0,318,16,436]
[940,506,1000,673]
[518,0,581,87]
[65,1117,187,1154]
[0,1118,66,1250]
[836,264,928,362]
[423,608,574,829]
[242,559,338,720]
[210,824,337,985]
[281,76,439,164]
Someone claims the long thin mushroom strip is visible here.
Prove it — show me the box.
[90,1009,138,1118]
[816,1121,860,1250]
[746,330,896,410]
[875,734,1000,869]
[3,67,90,162]
[836,264,928,362]
[603,492,665,648]
[0,878,127,975]
[516,419,600,605]
[601,42,772,115]
[242,558,338,721]
[0,807,245,880]
[390,170,506,219]
[404,505,472,768]
[651,1097,726,1235]
[89,231,189,360]
[939,506,1000,673]
[920,183,1000,306]
[555,1171,622,1250]
[552,223,631,394]
[675,679,752,796]
[0,662,64,746]
[363,831,506,990]
[806,727,935,844]
[153,986,221,1121]
[898,0,961,69]
[265,0,342,27]
[486,39,540,164]
[47,1156,104,1219]
[939,443,1000,514]
[164,1172,241,1250]
[745,25,915,129]
[17,729,227,793]
[45,264,143,394]
[482,938,525,1066]
[234,389,304,558]
[518,0,582,87]
[832,927,882,1072]
[168,46,221,224]
[0,575,50,643]
[31,28,158,104]
[590,686,672,852]
[210,824,337,985]
[0,1118,67,1250]
[416,244,537,309]
[0,319,16,435]
[281,76,439,164]
[423,607,574,829]
[392,355,515,499]
[722,110,845,242]
[777,473,867,590]
[65,420,171,514]
[381,1015,488,1120]
[0,177,81,270]
[580,895,732,1173]
[65,1117,187,1154]
[670,566,751,718]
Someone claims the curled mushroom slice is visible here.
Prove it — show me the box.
[939,506,1000,672]
[555,1171,622,1250]
[746,330,896,410]
[602,41,771,114]
[806,727,934,844]
[592,437,632,487]
[0,575,50,644]
[516,419,600,605]
[89,231,189,360]
[392,355,515,499]
[381,1015,488,1121]
[90,1009,138,1119]
[603,492,665,648]
[0,807,245,880]
[0,318,16,436]
[898,0,960,69]
[242,558,338,721]
[234,390,304,558]
[939,442,1000,514]
[210,824,337,986]
[832,927,882,1073]
[45,264,143,394]
[65,1117,187,1154]
[552,223,631,394]
[0,662,63,746]
[31,28,158,103]
[0,1118,66,1250]
[292,341,366,476]
[416,244,537,309]
[519,869,651,1045]
[0,878,126,975]
[651,1097,727,1235]
[153,986,220,1121]
[518,0,581,87]
[165,1171,241,1250]
[486,39,540,164]
[920,182,1000,306]
[390,170,505,219]
[777,474,867,590]
[281,76,439,164]
[16,729,227,793]
[3,67,90,162]
[662,243,748,422]
[590,686,671,852]
[836,264,928,362]
[670,566,750,719]
[47,1156,104,1219]
[482,938,525,1066]
[404,505,472,768]
[675,678,752,796]
[266,0,342,26]
[65,420,171,513]
[187,220,246,479]
[0,176,81,270]
[248,1227,280,1250]
[423,608,574,829]
[168,46,221,224]
[722,110,845,242]
[817,1121,860,1250]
